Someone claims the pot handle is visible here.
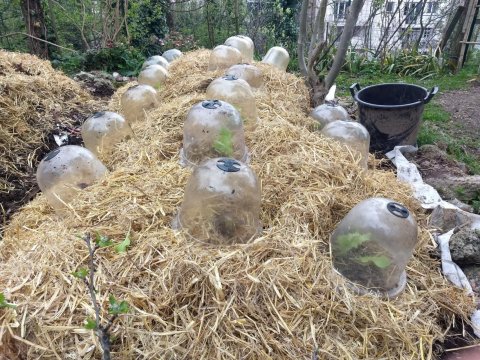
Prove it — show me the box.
[350,83,361,99]
[424,86,438,104]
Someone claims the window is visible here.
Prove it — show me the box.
[404,2,421,24]
[334,1,351,20]
[426,2,438,14]
[386,2,395,13]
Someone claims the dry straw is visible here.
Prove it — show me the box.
[0,51,102,235]
[0,49,475,359]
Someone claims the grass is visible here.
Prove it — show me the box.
[336,56,480,174]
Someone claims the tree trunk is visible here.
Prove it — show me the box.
[21,0,49,58]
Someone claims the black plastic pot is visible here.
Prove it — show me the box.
[350,83,438,153]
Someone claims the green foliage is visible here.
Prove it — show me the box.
[0,292,16,309]
[84,318,97,330]
[108,295,130,315]
[115,233,131,253]
[84,45,145,76]
[71,268,89,279]
[95,233,113,248]
[213,128,234,157]
[358,255,391,269]
[51,52,86,75]
[335,232,370,255]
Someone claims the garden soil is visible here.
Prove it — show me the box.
[0,49,476,359]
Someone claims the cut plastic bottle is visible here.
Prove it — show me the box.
[137,64,168,89]
[208,45,242,71]
[262,46,290,71]
[224,35,254,63]
[36,145,108,211]
[142,55,169,70]
[321,120,370,170]
[120,84,158,124]
[330,197,418,298]
[310,102,349,129]
[162,49,182,62]
[180,100,248,167]
[206,75,257,130]
[225,64,263,89]
[174,158,261,245]
[81,111,133,156]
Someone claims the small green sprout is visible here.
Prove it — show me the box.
[72,268,89,279]
[0,293,16,309]
[108,295,130,315]
[213,128,234,157]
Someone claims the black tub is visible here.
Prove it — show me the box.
[350,83,438,153]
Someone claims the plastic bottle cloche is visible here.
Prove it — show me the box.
[142,55,169,70]
[224,35,254,63]
[320,120,370,170]
[120,84,158,123]
[208,45,242,71]
[81,111,133,156]
[36,145,108,211]
[206,75,257,129]
[137,64,168,89]
[262,46,290,71]
[174,158,261,245]
[162,49,182,62]
[310,102,349,129]
[330,197,418,298]
[180,100,248,167]
[225,64,263,89]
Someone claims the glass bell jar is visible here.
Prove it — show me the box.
[320,120,370,170]
[137,64,168,88]
[262,46,290,71]
[174,158,261,245]
[225,64,263,89]
[81,111,133,156]
[224,35,254,63]
[310,102,349,129]
[162,49,182,62]
[142,55,169,70]
[208,45,242,71]
[205,75,258,129]
[330,197,418,298]
[120,84,158,123]
[36,145,108,211]
[180,100,248,167]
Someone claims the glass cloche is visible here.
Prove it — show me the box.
[174,158,261,245]
[320,120,370,170]
[262,46,290,71]
[206,75,257,129]
[331,197,418,298]
[208,45,242,71]
[81,111,133,156]
[36,145,108,211]
[225,64,263,89]
[120,84,158,123]
[180,100,248,167]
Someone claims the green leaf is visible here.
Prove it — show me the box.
[115,233,131,253]
[335,232,371,255]
[71,268,89,279]
[0,293,16,309]
[94,232,113,248]
[84,318,97,330]
[108,295,130,315]
[358,255,391,269]
[213,128,234,157]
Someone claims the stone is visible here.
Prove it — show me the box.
[429,205,472,232]
[450,228,480,265]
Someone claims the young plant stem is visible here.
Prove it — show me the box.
[83,234,112,360]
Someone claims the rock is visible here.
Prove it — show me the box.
[450,228,480,265]
[448,198,475,213]
[460,265,480,293]
[73,71,115,97]
[429,206,472,232]
[427,175,480,202]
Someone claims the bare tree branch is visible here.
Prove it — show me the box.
[0,32,77,52]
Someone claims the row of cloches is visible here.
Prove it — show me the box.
[35,36,417,299]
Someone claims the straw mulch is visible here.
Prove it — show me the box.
[0,51,102,236]
[0,49,475,359]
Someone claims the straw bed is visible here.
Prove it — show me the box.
[0,49,475,359]
[0,51,103,235]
